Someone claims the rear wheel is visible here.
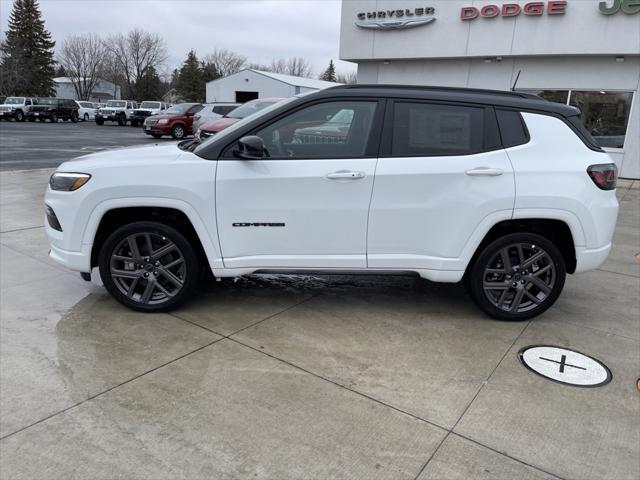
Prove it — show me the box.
[27,117,35,122]
[99,221,200,312]
[71,111,79,123]
[96,117,104,125]
[468,233,566,321]
[15,110,24,122]
[50,113,57,123]
[83,113,89,121]
[131,119,139,127]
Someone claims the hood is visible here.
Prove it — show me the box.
[201,117,239,133]
[57,143,183,172]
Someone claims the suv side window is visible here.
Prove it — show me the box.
[391,102,485,157]
[214,105,235,115]
[496,109,529,148]
[240,100,378,159]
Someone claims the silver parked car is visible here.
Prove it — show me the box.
[192,102,240,131]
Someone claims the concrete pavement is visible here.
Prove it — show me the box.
[0,168,638,479]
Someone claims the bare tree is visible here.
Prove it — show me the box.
[248,57,313,78]
[336,70,357,85]
[285,57,313,78]
[203,48,246,78]
[58,33,108,100]
[103,29,167,98]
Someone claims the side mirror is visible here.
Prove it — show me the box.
[234,135,267,160]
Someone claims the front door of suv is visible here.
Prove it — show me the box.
[216,99,382,269]
[367,100,515,273]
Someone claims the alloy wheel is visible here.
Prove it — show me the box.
[109,232,186,305]
[482,242,556,314]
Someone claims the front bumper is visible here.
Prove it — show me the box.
[97,114,121,121]
[0,111,16,118]
[48,241,92,273]
[144,123,171,135]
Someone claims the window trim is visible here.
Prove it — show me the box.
[380,99,502,158]
[218,97,387,161]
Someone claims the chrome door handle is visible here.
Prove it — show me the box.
[465,167,504,177]
[326,171,366,180]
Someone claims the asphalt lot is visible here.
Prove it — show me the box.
[0,139,639,477]
[0,119,174,171]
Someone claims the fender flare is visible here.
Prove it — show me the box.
[81,197,223,269]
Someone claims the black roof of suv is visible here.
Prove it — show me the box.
[323,84,580,117]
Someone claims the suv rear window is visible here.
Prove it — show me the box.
[391,102,485,156]
[496,109,529,148]
[566,115,604,152]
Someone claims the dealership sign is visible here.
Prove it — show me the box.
[461,1,567,20]
[356,7,436,30]
[599,0,640,14]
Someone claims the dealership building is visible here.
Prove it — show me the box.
[340,0,640,178]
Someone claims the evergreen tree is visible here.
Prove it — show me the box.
[200,60,220,85]
[0,0,56,96]
[135,65,164,100]
[319,60,337,83]
[175,50,204,102]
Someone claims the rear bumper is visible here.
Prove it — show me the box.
[574,243,612,273]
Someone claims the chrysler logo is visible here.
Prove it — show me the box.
[356,7,436,30]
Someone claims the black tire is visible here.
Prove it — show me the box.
[96,117,104,125]
[27,117,35,122]
[171,123,186,139]
[38,117,45,122]
[151,133,162,139]
[117,113,127,126]
[99,221,200,312]
[83,113,89,121]
[71,112,79,123]
[131,119,139,127]
[468,233,566,321]
[15,110,24,122]
[50,113,57,123]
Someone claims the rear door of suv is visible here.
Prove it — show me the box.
[367,99,515,272]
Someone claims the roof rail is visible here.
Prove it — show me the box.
[328,84,546,101]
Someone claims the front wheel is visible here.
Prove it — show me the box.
[95,117,104,125]
[117,113,127,126]
[98,221,200,312]
[171,124,186,139]
[131,119,139,127]
[50,113,57,123]
[71,112,79,123]
[15,110,24,122]
[468,233,566,321]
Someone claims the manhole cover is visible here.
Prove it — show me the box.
[518,345,612,388]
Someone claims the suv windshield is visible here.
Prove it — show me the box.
[164,104,192,114]
[106,101,126,108]
[226,100,280,120]
[36,97,56,105]
[5,97,24,105]
[140,101,161,109]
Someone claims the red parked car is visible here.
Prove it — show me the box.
[143,103,204,139]
[195,98,285,140]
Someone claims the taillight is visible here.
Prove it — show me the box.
[587,163,618,190]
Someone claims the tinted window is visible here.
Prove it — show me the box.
[213,105,236,115]
[247,101,377,159]
[496,110,529,148]
[392,102,484,156]
[188,105,204,114]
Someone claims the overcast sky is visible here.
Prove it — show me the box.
[0,0,355,77]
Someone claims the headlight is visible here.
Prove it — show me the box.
[49,172,91,191]
[158,118,169,125]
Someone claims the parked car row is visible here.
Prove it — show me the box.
[0,96,291,139]
[0,96,104,122]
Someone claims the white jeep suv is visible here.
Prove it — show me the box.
[95,100,137,126]
[44,85,619,320]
